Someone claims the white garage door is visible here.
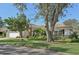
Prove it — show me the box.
[9,32,20,38]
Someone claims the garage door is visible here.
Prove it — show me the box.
[9,32,20,38]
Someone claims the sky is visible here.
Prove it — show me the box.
[0,3,79,25]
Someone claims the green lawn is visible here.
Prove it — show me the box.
[49,43,79,54]
[0,39,79,54]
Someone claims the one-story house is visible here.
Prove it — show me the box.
[0,23,74,38]
[1,24,42,38]
[54,23,73,36]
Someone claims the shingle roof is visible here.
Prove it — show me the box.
[0,28,8,32]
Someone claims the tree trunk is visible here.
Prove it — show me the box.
[45,14,52,42]
[49,9,56,42]
[19,31,22,38]
[46,31,52,42]
[29,29,32,36]
[50,25,55,42]
[50,5,59,41]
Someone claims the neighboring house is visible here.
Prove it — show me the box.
[4,24,42,38]
[0,23,74,38]
[31,23,73,36]
[54,23,73,36]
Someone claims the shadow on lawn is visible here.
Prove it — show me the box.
[26,42,69,53]
[48,47,69,52]
[28,42,49,48]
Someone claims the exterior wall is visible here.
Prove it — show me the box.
[9,32,20,38]
[6,31,20,38]
[6,31,29,38]
[64,29,73,36]
[54,28,73,36]
[64,29,70,35]
[22,31,29,37]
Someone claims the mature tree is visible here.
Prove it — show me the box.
[63,19,78,31]
[13,3,29,37]
[14,3,33,37]
[16,14,28,37]
[50,4,69,41]
[4,17,17,31]
[4,15,28,38]
[34,3,69,42]
[34,4,55,42]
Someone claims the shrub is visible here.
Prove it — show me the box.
[69,32,79,42]
[26,35,29,38]
[71,39,79,42]
[33,28,46,36]
[53,36,71,43]
[53,36,62,40]
[16,36,21,38]
[28,35,46,41]
[30,28,46,41]
[69,32,78,39]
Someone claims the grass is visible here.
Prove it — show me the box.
[49,43,79,54]
[0,39,49,48]
[0,38,79,54]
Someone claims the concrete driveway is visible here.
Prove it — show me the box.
[0,44,69,55]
